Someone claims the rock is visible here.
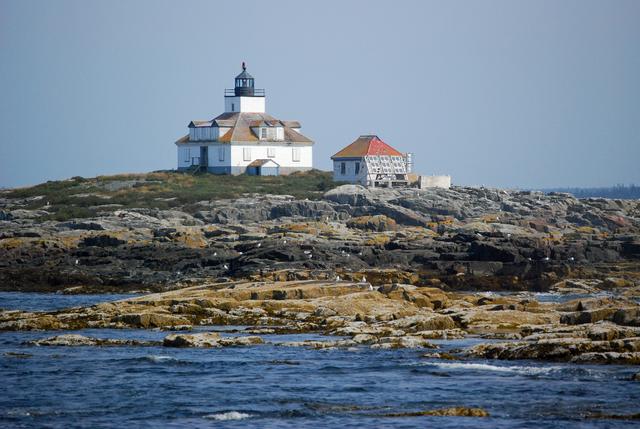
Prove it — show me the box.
[570,352,640,364]
[112,313,191,328]
[373,335,437,349]
[468,336,640,362]
[632,372,640,381]
[560,308,618,325]
[351,334,378,344]
[162,332,263,348]
[612,308,640,326]
[29,334,157,347]
[388,314,456,332]
[323,184,375,206]
[346,215,397,232]
[163,332,221,347]
[80,234,125,247]
[383,407,489,417]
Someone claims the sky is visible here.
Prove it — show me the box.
[1,0,639,189]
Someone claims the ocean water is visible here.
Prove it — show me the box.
[0,291,140,312]
[2,294,640,428]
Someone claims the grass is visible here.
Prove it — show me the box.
[3,170,341,221]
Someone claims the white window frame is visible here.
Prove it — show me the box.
[267,147,275,158]
[260,128,267,140]
[243,147,251,161]
[218,147,225,162]
[292,147,300,162]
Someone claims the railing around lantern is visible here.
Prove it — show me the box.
[224,89,265,96]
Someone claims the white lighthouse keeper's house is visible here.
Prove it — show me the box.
[175,63,314,175]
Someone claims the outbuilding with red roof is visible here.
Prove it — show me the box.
[331,135,414,187]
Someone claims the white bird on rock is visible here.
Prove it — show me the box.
[75,259,79,265]
[335,276,340,281]
[362,276,367,283]
[214,252,217,256]
[257,243,261,248]
[223,264,229,270]
[368,284,374,291]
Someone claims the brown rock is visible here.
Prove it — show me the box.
[384,407,489,417]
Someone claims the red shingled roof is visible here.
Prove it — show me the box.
[331,135,403,159]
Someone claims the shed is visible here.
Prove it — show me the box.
[246,159,280,176]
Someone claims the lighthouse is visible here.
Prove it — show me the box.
[175,63,314,175]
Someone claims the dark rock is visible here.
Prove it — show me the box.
[612,308,640,326]
[80,235,125,247]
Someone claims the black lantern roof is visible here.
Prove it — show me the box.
[225,62,265,97]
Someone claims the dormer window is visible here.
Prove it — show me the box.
[260,128,267,139]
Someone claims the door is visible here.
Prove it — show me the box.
[199,146,208,167]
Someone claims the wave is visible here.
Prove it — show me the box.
[422,361,564,375]
[204,411,252,421]
[143,355,178,363]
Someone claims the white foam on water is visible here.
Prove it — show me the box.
[204,411,252,421]
[144,355,176,363]
[423,361,563,375]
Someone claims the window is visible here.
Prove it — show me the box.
[260,128,267,139]
[340,162,346,175]
[355,162,360,175]
[218,147,225,162]
[243,147,251,161]
[231,103,235,112]
[267,147,275,158]
[292,148,300,162]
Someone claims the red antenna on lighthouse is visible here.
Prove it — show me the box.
[242,61,246,71]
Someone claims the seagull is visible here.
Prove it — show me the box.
[283,240,287,244]
[239,251,243,255]
[544,256,550,261]
[214,252,217,256]
[304,250,311,254]
[362,276,367,283]
[507,233,511,238]
[308,254,313,259]
[335,275,340,281]
[75,259,79,265]
[368,284,374,291]
[569,256,575,261]
[257,243,261,248]
[223,264,229,270]
[358,252,363,256]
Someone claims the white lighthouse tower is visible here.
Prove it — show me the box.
[223,62,266,113]
[175,63,314,175]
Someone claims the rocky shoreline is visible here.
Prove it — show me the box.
[2,279,639,365]
[1,181,639,295]
[1,179,639,365]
